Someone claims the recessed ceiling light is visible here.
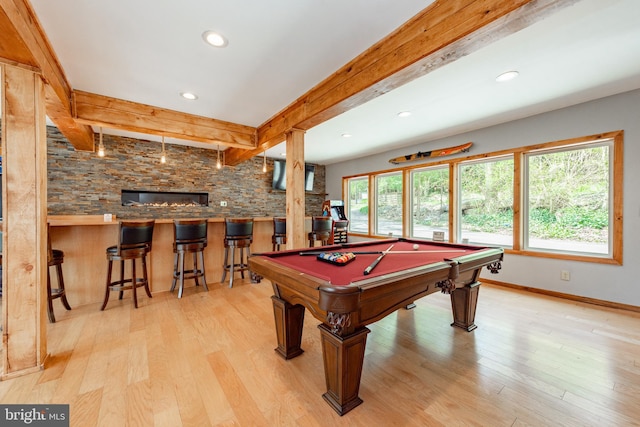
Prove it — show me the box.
[397,111,412,118]
[495,70,519,82]
[180,92,198,100]
[202,30,228,48]
[342,133,352,138]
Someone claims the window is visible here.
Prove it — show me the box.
[340,131,622,264]
[410,166,449,239]
[458,156,514,247]
[524,141,612,256]
[375,172,403,236]
[346,176,369,234]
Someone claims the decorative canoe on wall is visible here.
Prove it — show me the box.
[388,141,472,164]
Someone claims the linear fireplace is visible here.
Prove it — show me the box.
[121,190,209,207]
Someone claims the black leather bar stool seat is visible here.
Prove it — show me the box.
[272,217,287,251]
[101,220,155,310]
[171,219,208,298]
[221,218,253,288]
[308,216,333,247]
[47,226,71,323]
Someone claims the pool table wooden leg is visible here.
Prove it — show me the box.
[318,324,370,416]
[450,281,480,331]
[271,296,305,359]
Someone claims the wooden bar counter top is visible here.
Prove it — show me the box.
[47,215,296,307]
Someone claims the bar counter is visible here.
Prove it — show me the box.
[48,215,307,307]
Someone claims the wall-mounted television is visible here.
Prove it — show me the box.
[272,159,315,192]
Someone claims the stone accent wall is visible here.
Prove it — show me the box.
[44,127,326,219]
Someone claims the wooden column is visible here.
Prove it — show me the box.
[1,64,48,378]
[285,129,306,249]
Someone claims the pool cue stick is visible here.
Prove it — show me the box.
[364,244,395,275]
[370,250,467,254]
[300,251,382,256]
[300,249,466,256]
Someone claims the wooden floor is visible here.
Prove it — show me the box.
[1,279,639,426]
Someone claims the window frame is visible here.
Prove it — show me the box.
[456,154,515,248]
[341,130,623,265]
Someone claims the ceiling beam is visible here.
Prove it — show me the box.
[0,0,95,151]
[72,91,256,149]
[1,0,256,151]
[224,0,579,166]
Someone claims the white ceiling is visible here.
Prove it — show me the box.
[30,0,640,165]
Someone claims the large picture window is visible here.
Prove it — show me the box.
[524,141,612,256]
[410,166,449,239]
[458,156,514,247]
[346,177,369,234]
[375,172,403,236]
[341,131,622,264]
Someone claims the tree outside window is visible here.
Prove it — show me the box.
[458,156,514,246]
[375,172,403,236]
[347,177,369,234]
[411,166,449,239]
[525,143,610,255]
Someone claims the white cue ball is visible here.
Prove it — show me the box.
[413,244,419,250]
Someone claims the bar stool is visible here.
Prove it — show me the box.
[101,220,155,310]
[171,219,208,298]
[308,216,333,247]
[221,218,253,288]
[47,225,71,323]
[272,217,287,251]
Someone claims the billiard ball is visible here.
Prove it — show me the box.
[413,244,419,250]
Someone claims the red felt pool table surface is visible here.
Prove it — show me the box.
[265,239,486,285]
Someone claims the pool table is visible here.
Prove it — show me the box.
[248,238,503,415]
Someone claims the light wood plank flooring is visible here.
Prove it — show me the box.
[1,279,639,426]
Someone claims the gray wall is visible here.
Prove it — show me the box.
[326,89,640,307]
[45,127,326,219]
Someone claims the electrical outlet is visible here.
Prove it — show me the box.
[560,270,571,281]
[220,201,227,207]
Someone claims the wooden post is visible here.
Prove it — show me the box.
[1,64,48,378]
[285,129,306,249]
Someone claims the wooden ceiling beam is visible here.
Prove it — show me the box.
[72,91,256,149]
[224,0,578,165]
[0,0,95,151]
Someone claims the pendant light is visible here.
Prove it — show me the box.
[160,136,166,164]
[262,151,267,173]
[97,127,105,157]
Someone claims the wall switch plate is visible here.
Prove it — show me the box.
[561,270,571,281]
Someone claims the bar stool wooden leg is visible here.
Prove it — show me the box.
[142,255,152,298]
[192,253,200,287]
[55,264,72,310]
[199,251,208,291]
[221,247,229,284]
[46,269,56,323]
[171,252,179,293]
[239,247,245,280]
[131,259,138,309]
[229,246,236,288]
[178,251,185,298]
[102,260,113,311]
[118,260,125,300]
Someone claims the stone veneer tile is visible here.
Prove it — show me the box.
[43,126,326,219]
